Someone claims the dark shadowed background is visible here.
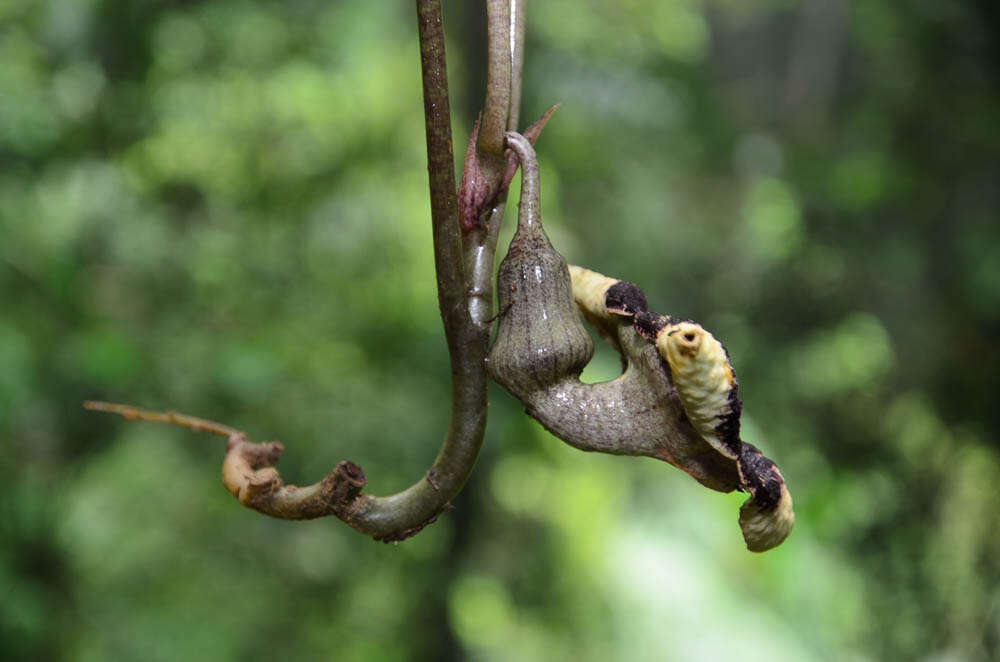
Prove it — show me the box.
[2,0,999,660]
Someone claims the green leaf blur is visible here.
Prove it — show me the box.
[2,1,998,660]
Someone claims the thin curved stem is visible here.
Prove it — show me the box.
[87,0,511,543]
[504,131,539,230]
[84,401,241,438]
[87,0,491,543]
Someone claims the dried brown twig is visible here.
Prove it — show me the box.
[85,401,371,526]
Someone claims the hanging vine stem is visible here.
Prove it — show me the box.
[85,0,524,542]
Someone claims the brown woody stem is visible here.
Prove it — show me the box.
[87,0,496,543]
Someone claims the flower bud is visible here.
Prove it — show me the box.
[488,132,594,394]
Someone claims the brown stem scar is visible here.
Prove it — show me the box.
[426,468,441,492]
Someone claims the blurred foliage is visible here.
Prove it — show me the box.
[2,0,999,660]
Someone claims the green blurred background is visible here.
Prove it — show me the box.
[3,0,999,660]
